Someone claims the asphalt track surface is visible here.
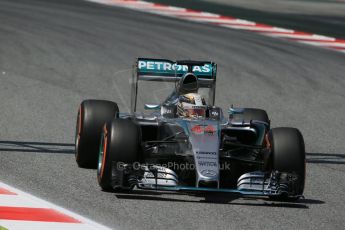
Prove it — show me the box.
[0,0,345,229]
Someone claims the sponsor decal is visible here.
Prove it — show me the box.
[211,110,219,117]
[209,108,221,119]
[191,124,204,134]
[138,60,212,74]
[196,156,217,160]
[198,161,218,167]
[204,125,216,135]
[162,107,172,114]
[191,125,217,135]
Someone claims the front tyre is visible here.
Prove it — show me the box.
[97,119,140,191]
[75,100,119,169]
[268,127,306,199]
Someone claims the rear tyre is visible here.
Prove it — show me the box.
[97,119,140,191]
[75,100,119,169]
[268,127,306,199]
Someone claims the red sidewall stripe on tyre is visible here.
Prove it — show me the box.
[87,0,345,54]
[100,124,108,178]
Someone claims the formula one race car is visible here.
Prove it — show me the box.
[75,58,306,200]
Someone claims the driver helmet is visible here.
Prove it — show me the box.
[177,93,207,118]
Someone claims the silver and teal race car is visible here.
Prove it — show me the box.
[75,58,306,200]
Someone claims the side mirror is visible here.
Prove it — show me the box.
[144,104,161,110]
[228,107,245,115]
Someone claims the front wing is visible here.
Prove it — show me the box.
[111,163,302,198]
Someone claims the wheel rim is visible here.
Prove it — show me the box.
[75,107,82,160]
[97,134,104,177]
[98,125,108,180]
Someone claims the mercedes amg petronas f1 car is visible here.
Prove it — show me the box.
[75,58,306,200]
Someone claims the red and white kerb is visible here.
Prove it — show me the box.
[0,182,111,230]
[87,0,345,54]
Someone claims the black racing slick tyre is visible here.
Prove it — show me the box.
[97,119,140,191]
[231,108,270,126]
[75,100,119,169]
[268,127,306,198]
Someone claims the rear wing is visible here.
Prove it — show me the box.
[137,58,216,84]
[131,58,217,112]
